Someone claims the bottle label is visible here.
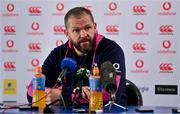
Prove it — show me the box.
[33,76,45,90]
[89,77,101,91]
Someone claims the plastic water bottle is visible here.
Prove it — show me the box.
[32,66,46,112]
[89,63,103,111]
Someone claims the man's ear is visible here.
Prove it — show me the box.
[64,29,69,38]
[94,22,97,29]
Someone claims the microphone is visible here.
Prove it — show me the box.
[56,57,77,83]
[100,61,117,98]
[55,57,77,107]
[76,68,90,86]
[101,61,127,111]
[73,68,90,107]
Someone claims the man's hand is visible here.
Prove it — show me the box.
[45,88,61,105]
[73,86,90,100]
[82,86,90,100]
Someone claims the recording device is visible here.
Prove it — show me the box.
[135,106,154,113]
[101,61,127,111]
[172,107,180,113]
[56,57,77,83]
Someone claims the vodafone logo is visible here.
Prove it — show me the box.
[6,40,14,48]
[4,61,16,69]
[159,63,173,71]
[158,1,176,16]
[160,25,173,33]
[7,3,15,12]
[162,1,171,11]
[31,59,39,67]
[133,5,146,13]
[29,6,41,14]
[4,25,16,33]
[109,2,117,11]
[133,43,145,51]
[27,22,44,35]
[56,3,64,11]
[54,25,65,33]
[162,40,171,49]
[56,40,64,46]
[31,22,40,31]
[106,25,119,33]
[28,43,41,50]
[135,59,144,68]
[136,22,144,30]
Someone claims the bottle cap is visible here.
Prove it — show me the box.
[92,63,99,76]
[36,66,42,73]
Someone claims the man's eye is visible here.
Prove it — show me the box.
[85,27,91,31]
[73,29,80,33]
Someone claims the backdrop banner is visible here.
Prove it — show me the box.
[0,0,179,106]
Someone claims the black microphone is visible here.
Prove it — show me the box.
[100,61,117,99]
[56,57,77,83]
[101,61,127,111]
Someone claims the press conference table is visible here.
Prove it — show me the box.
[0,105,179,114]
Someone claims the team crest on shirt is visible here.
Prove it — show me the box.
[113,63,121,73]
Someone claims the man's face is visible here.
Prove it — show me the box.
[64,14,97,55]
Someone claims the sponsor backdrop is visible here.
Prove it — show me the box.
[0,0,180,106]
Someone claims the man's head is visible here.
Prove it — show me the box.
[64,7,97,56]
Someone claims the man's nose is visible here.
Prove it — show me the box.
[79,29,88,37]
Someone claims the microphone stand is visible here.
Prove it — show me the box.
[104,89,127,111]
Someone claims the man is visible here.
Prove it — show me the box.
[27,7,126,107]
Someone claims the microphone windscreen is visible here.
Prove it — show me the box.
[76,68,90,78]
[76,68,90,85]
[100,61,117,93]
[61,57,77,73]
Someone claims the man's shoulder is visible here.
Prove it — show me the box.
[53,42,68,52]
[99,37,121,49]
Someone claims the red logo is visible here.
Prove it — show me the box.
[159,63,173,71]
[28,43,41,50]
[160,25,173,33]
[4,62,16,69]
[135,59,144,68]
[133,5,146,13]
[162,40,171,49]
[162,1,171,11]
[7,3,15,12]
[29,7,41,14]
[6,40,14,48]
[106,25,119,33]
[4,25,16,33]
[56,3,64,11]
[136,22,144,30]
[56,40,64,46]
[31,22,40,31]
[109,2,117,11]
[133,43,145,51]
[54,25,65,33]
[31,59,39,67]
